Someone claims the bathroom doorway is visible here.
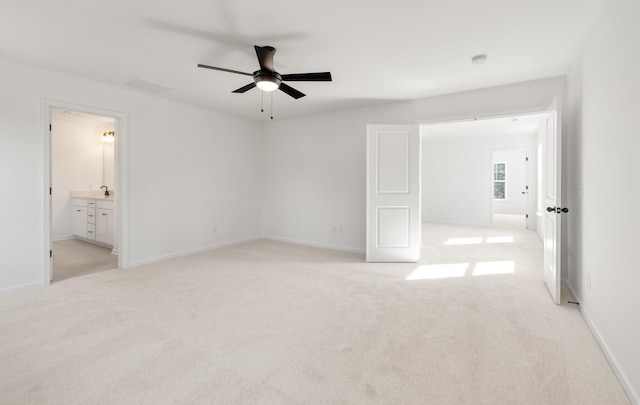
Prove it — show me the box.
[44,101,127,283]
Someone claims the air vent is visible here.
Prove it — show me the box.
[126,77,174,94]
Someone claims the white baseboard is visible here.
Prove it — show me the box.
[566,281,638,405]
[262,235,365,255]
[0,281,45,295]
[52,234,74,242]
[126,236,263,268]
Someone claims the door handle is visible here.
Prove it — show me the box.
[547,206,569,213]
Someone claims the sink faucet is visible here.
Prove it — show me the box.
[100,186,109,197]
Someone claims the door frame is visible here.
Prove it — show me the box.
[489,147,532,229]
[42,99,129,284]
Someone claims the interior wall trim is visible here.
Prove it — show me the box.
[126,236,262,268]
[263,235,365,255]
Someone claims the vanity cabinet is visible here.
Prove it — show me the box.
[71,198,113,247]
[71,199,88,238]
[87,199,96,240]
[95,201,114,246]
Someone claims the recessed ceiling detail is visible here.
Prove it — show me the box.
[471,54,488,65]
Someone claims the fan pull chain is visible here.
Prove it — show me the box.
[261,91,264,113]
[270,92,274,120]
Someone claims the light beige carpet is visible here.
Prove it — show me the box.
[0,223,629,404]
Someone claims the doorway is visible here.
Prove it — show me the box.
[490,148,530,230]
[50,108,117,281]
[43,100,128,284]
[367,103,563,304]
[421,113,547,230]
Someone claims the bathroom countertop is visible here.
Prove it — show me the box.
[70,191,115,200]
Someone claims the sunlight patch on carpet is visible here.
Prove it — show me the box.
[406,263,469,280]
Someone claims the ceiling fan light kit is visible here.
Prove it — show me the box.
[255,72,281,92]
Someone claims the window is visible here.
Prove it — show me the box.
[493,162,506,200]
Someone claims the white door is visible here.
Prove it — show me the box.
[366,125,421,262]
[543,97,563,304]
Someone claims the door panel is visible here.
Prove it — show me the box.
[377,132,410,193]
[367,125,420,262]
[377,207,410,248]
[543,96,562,304]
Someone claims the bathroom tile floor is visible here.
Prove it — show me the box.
[52,239,117,282]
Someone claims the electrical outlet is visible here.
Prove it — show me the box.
[586,273,591,290]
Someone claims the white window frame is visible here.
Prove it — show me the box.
[493,162,507,200]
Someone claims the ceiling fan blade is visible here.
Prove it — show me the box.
[281,72,332,82]
[279,83,306,99]
[232,82,257,93]
[254,45,275,72]
[197,64,253,76]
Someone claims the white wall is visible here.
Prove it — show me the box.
[421,134,535,226]
[0,58,262,292]
[566,0,640,401]
[262,77,564,252]
[51,119,109,239]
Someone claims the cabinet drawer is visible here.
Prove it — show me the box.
[97,200,114,210]
[87,223,96,240]
[72,198,88,207]
[87,208,96,224]
[87,200,96,207]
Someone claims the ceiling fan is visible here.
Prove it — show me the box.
[197,45,332,99]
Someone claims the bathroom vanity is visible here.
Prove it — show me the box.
[71,192,114,248]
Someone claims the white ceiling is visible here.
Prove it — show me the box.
[0,0,605,121]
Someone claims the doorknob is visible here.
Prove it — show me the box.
[547,206,569,213]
